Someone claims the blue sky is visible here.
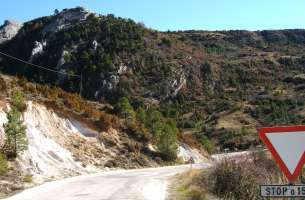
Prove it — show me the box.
[1,0,305,31]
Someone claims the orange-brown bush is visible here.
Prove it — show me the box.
[34,84,85,112]
[83,106,101,119]
[10,79,17,88]
[125,120,151,142]
[17,76,27,88]
[35,85,49,97]
[46,87,61,102]
[62,93,85,113]
[24,84,37,95]
[98,113,120,131]
[0,77,6,92]
[14,77,126,135]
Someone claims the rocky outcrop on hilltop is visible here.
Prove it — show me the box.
[42,7,91,34]
[0,20,22,44]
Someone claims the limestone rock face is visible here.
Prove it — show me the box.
[0,20,22,44]
[29,40,47,61]
[42,7,91,33]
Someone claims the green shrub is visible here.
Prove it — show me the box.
[205,43,225,54]
[145,109,164,139]
[161,38,172,47]
[23,174,33,183]
[180,120,196,129]
[115,97,136,120]
[219,127,250,151]
[0,153,8,176]
[11,90,27,112]
[125,121,150,142]
[198,135,213,153]
[156,120,178,161]
[136,107,146,124]
[189,189,207,200]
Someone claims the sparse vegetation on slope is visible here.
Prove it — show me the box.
[2,7,305,154]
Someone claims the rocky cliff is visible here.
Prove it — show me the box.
[0,20,22,44]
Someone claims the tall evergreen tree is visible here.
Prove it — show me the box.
[4,107,27,158]
[155,120,178,161]
[3,91,28,158]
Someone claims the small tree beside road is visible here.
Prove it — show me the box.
[3,91,28,159]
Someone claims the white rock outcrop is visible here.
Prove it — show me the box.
[0,105,8,148]
[0,20,22,44]
[92,40,98,50]
[43,7,91,34]
[178,143,208,163]
[29,40,47,61]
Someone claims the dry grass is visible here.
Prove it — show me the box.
[207,152,291,200]
[172,152,301,200]
[168,169,217,200]
[215,110,257,132]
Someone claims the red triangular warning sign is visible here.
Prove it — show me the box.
[259,126,305,182]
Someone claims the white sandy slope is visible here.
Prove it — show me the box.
[0,101,99,182]
[0,106,8,148]
[177,143,208,163]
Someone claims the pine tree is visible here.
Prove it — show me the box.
[116,97,135,120]
[4,107,27,158]
[11,91,27,112]
[156,120,178,161]
[3,91,27,159]
[136,107,146,124]
[145,109,163,139]
[54,9,59,15]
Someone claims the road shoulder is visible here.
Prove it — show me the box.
[166,169,218,200]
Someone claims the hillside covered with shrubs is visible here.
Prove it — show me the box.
[1,7,305,153]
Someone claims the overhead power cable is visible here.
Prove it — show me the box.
[0,51,80,78]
